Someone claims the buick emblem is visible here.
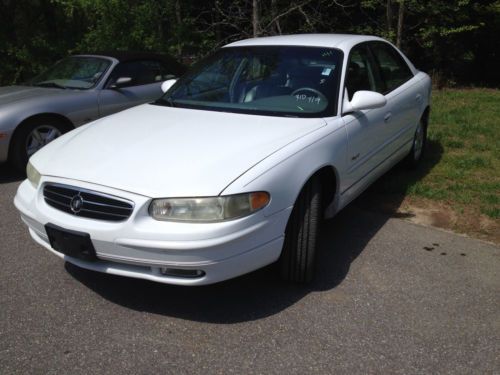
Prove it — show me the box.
[70,194,84,213]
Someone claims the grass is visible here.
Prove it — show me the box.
[366,88,500,226]
[426,89,500,219]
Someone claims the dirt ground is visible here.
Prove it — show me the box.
[356,193,500,245]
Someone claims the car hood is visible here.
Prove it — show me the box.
[32,104,326,197]
[0,85,64,106]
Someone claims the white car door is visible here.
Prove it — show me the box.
[369,41,423,151]
[340,43,391,198]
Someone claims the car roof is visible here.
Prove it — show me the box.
[73,51,187,74]
[224,34,386,51]
[76,51,170,62]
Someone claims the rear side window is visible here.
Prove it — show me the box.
[369,42,413,93]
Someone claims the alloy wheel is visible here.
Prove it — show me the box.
[26,125,62,156]
[413,122,424,161]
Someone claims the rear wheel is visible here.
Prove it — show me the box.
[10,118,69,173]
[279,176,322,283]
[405,119,427,169]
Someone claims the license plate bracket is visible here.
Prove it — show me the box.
[45,223,97,261]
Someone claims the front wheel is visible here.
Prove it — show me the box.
[10,119,69,173]
[279,176,322,283]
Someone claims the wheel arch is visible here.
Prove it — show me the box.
[278,163,340,221]
[8,113,74,159]
[421,105,430,129]
[303,165,339,216]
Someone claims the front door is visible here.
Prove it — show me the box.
[341,43,390,200]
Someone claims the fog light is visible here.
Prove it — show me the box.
[159,267,205,278]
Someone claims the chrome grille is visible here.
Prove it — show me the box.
[43,184,134,222]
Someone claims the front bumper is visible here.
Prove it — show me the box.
[14,177,291,285]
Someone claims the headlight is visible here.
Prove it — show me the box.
[26,161,41,188]
[149,192,270,222]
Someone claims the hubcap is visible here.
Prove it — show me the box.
[413,122,424,161]
[26,125,62,156]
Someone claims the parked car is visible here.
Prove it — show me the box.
[14,34,431,285]
[0,52,186,171]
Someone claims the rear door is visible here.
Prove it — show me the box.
[368,41,422,151]
[98,60,165,117]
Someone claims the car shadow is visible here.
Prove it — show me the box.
[0,163,24,183]
[355,139,444,215]
[65,140,443,323]
[64,206,386,323]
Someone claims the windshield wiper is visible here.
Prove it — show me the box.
[34,82,67,89]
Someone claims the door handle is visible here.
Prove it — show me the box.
[384,112,392,123]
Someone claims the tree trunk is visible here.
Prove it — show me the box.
[214,8,221,44]
[396,0,404,48]
[386,0,393,35]
[271,0,282,35]
[175,0,182,56]
[252,0,260,37]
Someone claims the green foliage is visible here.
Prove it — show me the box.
[370,88,500,220]
[0,0,499,86]
[0,0,84,84]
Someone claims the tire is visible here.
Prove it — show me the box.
[279,175,322,283]
[10,118,70,173]
[405,118,427,169]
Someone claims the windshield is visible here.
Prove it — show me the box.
[157,46,342,117]
[30,56,111,89]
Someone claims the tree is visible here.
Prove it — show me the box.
[0,0,498,87]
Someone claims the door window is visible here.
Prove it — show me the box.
[108,60,164,87]
[369,42,414,93]
[160,62,179,80]
[345,44,382,100]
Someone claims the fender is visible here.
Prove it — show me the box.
[221,116,348,218]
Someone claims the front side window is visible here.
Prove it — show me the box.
[160,62,179,80]
[30,56,110,89]
[108,60,164,87]
[369,42,413,93]
[157,46,343,117]
[345,44,384,100]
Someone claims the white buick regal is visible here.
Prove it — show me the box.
[14,34,431,285]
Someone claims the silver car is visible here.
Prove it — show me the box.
[0,52,185,171]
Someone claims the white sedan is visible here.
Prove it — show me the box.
[14,34,431,285]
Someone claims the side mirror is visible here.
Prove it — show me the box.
[343,90,386,113]
[110,77,132,89]
[161,79,177,93]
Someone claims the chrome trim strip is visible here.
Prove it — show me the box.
[79,207,129,218]
[80,199,133,211]
[43,189,73,199]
